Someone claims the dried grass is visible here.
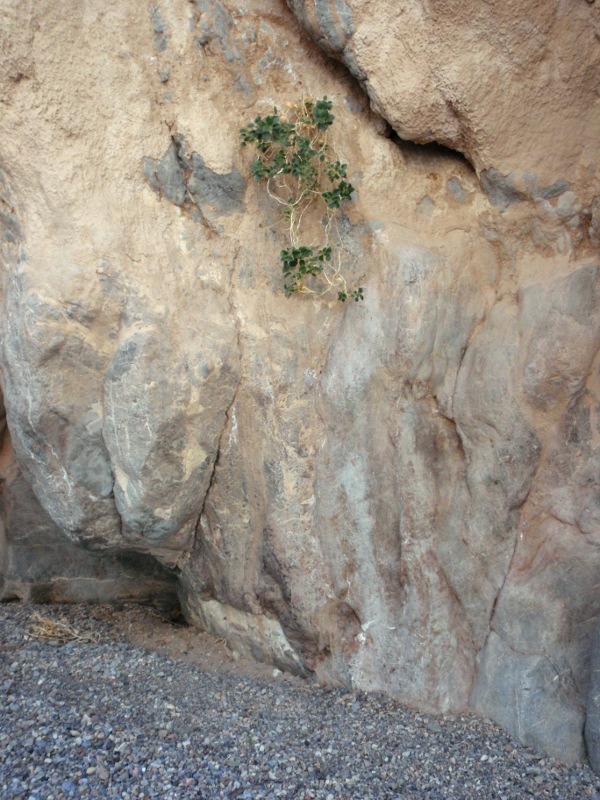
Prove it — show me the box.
[28,612,101,644]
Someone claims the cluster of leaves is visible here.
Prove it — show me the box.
[240,98,364,302]
[280,245,331,297]
[337,287,364,302]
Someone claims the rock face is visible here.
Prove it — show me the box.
[289,0,600,189]
[1,0,599,767]
[0,455,179,606]
[0,389,178,605]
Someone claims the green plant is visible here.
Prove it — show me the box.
[240,97,364,302]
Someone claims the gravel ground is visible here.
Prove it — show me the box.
[1,603,599,800]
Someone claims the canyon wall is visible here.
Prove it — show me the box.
[1,0,599,765]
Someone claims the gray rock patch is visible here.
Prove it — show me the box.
[481,168,571,211]
[586,620,600,775]
[539,178,570,199]
[448,177,467,202]
[473,631,586,763]
[150,5,168,52]
[143,142,186,207]
[0,166,22,244]
[144,139,245,219]
[194,0,241,62]
[188,152,245,215]
[480,169,527,211]
[287,0,354,54]
[416,195,435,216]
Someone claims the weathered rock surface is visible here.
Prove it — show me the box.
[0,409,178,605]
[586,622,600,776]
[288,0,600,191]
[1,0,599,769]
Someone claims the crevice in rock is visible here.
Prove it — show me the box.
[256,528,320,671]
[203,379,241,523]
[198,240,244,530]
[384,127,477,174]
[137,592,188,626]
[280,0,480,181]
[476,520,522,669]
[486,627,546,661]
[178,377,243,588]
[545,511,585,534]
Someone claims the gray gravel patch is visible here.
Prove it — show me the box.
[1,603,599,800]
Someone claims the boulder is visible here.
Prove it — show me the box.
[1,0,599,769]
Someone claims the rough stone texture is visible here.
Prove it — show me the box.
[587,622,600,776]
[288,0,600,191]
[1,0,599,770]
[0,418,178,604]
